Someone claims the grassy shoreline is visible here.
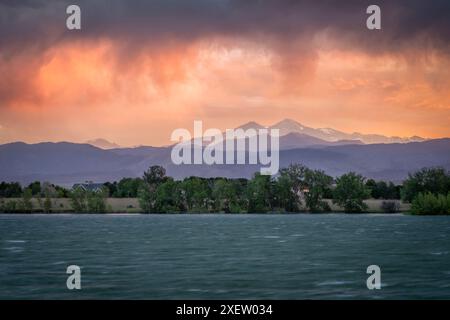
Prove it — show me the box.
[0,198,411,214]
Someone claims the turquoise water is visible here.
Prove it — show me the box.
[1,214,450,299]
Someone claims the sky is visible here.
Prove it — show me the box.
[0,0,449,146]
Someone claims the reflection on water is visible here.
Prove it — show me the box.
[1,214,450,299]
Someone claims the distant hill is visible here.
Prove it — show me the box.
[0,139,449,185]
[0,142,138,185]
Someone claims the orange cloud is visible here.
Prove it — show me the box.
[0,37,449,146]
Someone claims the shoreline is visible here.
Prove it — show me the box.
[0,212,411,215]
[0,197,412,214]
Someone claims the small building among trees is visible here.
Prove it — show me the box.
[72,181,105,193]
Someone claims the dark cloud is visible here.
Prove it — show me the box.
[0,0,449,54]
[0,0,449,106]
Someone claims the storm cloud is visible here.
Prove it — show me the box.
[0,0,448,104]
[1,0,449,53]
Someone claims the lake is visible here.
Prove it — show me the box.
[1,214,450,299]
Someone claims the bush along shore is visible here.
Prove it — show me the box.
[0,165,449,215]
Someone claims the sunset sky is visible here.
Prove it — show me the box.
[0,0,449,146]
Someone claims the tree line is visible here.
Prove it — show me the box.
[0,165,449,214]
[134,165,448,214]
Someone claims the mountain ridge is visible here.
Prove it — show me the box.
[0,138,449,185]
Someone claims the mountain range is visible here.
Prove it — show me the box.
[249,119,425,144]
[85,119,426,151]
[0,119,446,185]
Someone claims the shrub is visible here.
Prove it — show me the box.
[3,200,17,212]
[411,193,450,215]
[381,201,400,213]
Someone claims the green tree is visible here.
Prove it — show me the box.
[143,166,167,188]
[366,179,401,199]
[401,167,450,202]
[115,178,144,197]
[154,178,180,212]
[304,169,333,212]
[375,181,388,199]
[386,182,401,199]
[275,164,309,212]
[279,164,307,196]
[247,173,273,213]
[333,172,370,213]
[19,188,33,213]
[212,179,241,213]
[366,179,377,197]
[70,187,88,212]
[139,166,168,212]
[87,188,108,213]
[275,172,300,212]
[179,177,211,212]
[103,181,117,197]
[274,165,332,212]
[0,182,22,198]
[43,195,52,213]
[138,186,153,213]
[27,181,41,196]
